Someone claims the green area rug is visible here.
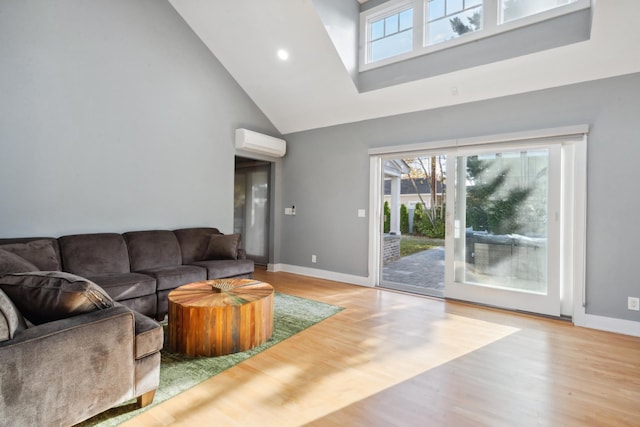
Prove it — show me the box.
[79,292,343,427]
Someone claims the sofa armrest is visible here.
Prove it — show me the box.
[0,306,137,427]
[132,309,163,359]
[237,248,247,260]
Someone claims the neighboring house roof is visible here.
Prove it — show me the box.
[384,179,444,195]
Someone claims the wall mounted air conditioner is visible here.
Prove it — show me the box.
[235,128,286,158]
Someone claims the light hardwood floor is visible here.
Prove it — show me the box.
[124,269,640,427]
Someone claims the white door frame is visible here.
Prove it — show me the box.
[368,125,588,319]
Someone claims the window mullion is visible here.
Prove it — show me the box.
[484,0,498,33]
[416,0,424,48]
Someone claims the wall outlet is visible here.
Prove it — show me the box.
[311,255,317,263]
[628,297,640,311]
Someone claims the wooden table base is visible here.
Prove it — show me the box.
[168,279,274,357]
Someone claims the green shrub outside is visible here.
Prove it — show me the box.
[415,216,445,238]
[413,202,425,226]
[413,204,446,239]
[400,204,409,234]
[385,201,446,238]
[383,201,390,233]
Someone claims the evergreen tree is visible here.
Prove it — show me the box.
[413,202,425,235]
[400,204,409,235]
[450,10,482,36]
[384,201,391,233]
[465,156,534,235]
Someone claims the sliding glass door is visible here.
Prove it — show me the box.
[445,145,562,316]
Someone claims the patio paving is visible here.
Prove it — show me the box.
[382,246,445,295]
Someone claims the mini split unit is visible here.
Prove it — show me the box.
[235,128,286,158]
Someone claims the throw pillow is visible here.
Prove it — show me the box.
[0,249,39,275]
[0,239,60,271]
[204,233,241,260]
[0,271,115,325]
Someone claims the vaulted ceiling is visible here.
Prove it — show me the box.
[169,0,640,135]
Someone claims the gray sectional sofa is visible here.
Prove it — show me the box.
[0,227,253,426]
[0,275,163,426]
[0,227,254,320]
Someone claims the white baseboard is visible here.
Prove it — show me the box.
[574,312,640,337]
[266,263,278,273]
[268,263,374,287]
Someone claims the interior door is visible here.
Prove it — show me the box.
[445,144,562,316]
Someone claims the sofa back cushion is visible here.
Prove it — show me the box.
[204,233,241,260]
[124,230,182,271]
[0,239,61,271]
[173,228,221,264]
[0,249,38,275]
[59,233,130,276]
[0,288,27,342]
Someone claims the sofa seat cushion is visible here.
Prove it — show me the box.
[0,271,114,325]
[88,273,156,302]
[0,249,38,275]
[0,288,27,341]
[190,259,254,280]
[137,265,206,291]
[0,239,60,271]
[132,310,163,359]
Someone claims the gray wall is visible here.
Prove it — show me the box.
[280,72,640,322]
[312,0,360,86]
[0,0,278,237]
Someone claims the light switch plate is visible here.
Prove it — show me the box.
[358,209,366,218]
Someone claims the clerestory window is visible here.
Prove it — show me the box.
[367,4,414,63]
[500,0,578,24]
[427,0,483,46]
[360,0,587,70]
[370,7,414,62]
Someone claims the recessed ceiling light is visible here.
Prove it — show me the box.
[277,49,289,61]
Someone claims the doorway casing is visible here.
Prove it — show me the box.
[234,148,284,271]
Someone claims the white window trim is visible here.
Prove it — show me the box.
[361,0,417,68]
[359,0,591,72]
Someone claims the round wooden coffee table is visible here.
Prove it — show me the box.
[167,279,274,357]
